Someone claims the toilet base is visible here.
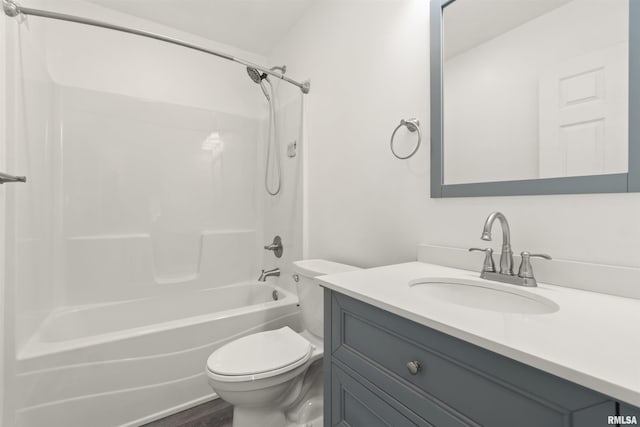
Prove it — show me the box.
[225,361,324,427]
[232,407,322,427]
[286,415,322,427]
[285,361,323,424]
[233,406,286,427]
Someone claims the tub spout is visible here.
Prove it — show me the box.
[259,267,280,282]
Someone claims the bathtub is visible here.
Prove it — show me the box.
[14,282,301,427]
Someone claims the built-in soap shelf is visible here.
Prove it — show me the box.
[65,229,257,304]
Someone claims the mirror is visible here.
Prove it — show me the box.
[430,0,640,197]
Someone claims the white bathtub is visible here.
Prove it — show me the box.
[14,282,301,427]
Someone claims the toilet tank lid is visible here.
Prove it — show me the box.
[292,259,361,278]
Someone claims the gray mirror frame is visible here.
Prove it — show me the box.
[430,0,640,198]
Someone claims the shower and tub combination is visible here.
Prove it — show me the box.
[1,0,309,426]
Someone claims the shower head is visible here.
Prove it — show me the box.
[259,80,271,101]
[246,67,266,84]
[246,67,271,101]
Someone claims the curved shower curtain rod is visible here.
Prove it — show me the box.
[2,0,311,94]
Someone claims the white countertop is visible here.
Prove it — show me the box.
[318,261,640,407]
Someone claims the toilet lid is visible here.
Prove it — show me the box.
[207,327,312,377]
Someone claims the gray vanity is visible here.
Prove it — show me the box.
[323,288,640,426]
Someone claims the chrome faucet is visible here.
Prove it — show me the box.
[470,212,551,287]
[481,211,514,275]
[258,267,280,282]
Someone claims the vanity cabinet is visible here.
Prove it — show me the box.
[620,403,640,420]
[324,289,637,427]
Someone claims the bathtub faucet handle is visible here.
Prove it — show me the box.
[259,267,280,282]
[263,236,283,258]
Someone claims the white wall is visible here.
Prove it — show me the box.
[269,0,640,277]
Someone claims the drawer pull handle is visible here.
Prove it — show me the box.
[406,360,421,375]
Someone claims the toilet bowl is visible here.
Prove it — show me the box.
[205,259,360,427]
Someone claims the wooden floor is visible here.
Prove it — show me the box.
[142,399,233,427]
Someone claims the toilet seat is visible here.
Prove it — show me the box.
[207,327,312,383]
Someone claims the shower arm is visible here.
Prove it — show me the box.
[2,0,311,94]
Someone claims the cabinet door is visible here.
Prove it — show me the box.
[619,403,640,423]
[330,365,432,427]
[572,401,617,427]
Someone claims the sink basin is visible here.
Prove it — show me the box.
[408,277,559,315]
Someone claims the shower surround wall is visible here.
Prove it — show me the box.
[59,87,259,304]
[261,81,305,293]
[2,2,303,426]
[8,1,266,352]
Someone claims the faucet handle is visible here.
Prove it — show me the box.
[469,248,496,273]
[263,236,283,258]
[518,252,552,279]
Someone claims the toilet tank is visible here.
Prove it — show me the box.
[292,259,360,338]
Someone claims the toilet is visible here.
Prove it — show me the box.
[205,259,360,427]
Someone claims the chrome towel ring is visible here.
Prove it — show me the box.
[390,118,421,159]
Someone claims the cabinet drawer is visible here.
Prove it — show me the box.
[331,364,432,427]
[333,358,478,427]
[329,291,612,427]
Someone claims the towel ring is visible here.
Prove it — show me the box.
[390,118,421,159]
